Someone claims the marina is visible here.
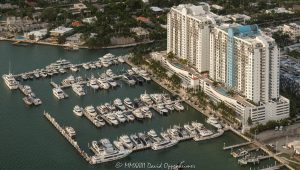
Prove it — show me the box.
[0,41,284,170]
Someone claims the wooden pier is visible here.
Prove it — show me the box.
[43,112,90,162]
[223,141,252,150]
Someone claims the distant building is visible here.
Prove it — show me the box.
[130,27,149,37]
[50,26,73,37]
[211,4,223,10]
[266,7,294,14]
[24,28,47,41]
[66,33,83,44]
[229,14,251,23]
[283,23,300,40]
[135,16,152,25]
[82,16,97,24]
[150,6,163,13]
[71,21,83,27]
[0,3,18,9]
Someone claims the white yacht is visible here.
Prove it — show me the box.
[62,75,75,86]
[123,98,134,109]
[141,106,152,119]
[157,104,168,115]
[183,124,197,136]
[97,105,109,114]
[105,103,116,111]
[127,69,135,76]
[132,67,140,73]
[72,84,85,96]
[200,129,214,137]
[174,102,184,111]
[97,78,110,89]
[82,63,90,70]
[95,61,102,68]
[191,121,203,132]
[124,112,135,121]
[140,91,153,105]
[132,109,144,120]
[138,69,151,81]
[101,59,110,67]
[113,98,126,111]
[70,65,79,72]
[33,98,42,106]
[207,116,222,129]
[106,114,119,125]
[73,105,83,116]
[85,106,97,117]
[90,138,131,164]
[151,139,178,151]
[122,73,136,85]
[106,69,115,77]
[165,103,174,111]
[2,74,19,90]
[150,94,163,104]
[89,63,96,69]
[65,126,76,138]
[113,140,125,151]
[119,135,134,149]
[107,78,118,87]
[167,128,181,140]
[94,116,106,127]
[52,87,67,100]
[114,111,126,123]
[89,78,99,90]
[118,56,125,63]
[147,129,161,143]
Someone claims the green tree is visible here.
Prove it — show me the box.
[57,35,66,44]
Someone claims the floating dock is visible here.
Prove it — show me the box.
[223,141,252,150]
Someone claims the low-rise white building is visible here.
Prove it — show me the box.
[283,23,300,40]
[266,7,294,14]
[24,28,47,41]
[82,16,97,24]
[50,26,73,37]
[211,4,223,10]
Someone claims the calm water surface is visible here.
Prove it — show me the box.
[0,41,279,169]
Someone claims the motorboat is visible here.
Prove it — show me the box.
[119,135,134,149]
[82,63,90,70]
[89,78,99,90]
[127,69,135,76]
[97,105,109,114]
[23,96,33,106]
[90,139,131,164]
[95,61,102,68]
[114,111,126,123]
[113,140,125,151]
[59,68,66,74]
[140,91,153,105]
[167,128,181,140]
[132,67,140,73]
[157,104,168,115]
[160,131,172,141]
[52,87,68,100]
[132,109,144,120]
[147,129,161,143]
[198,128,213,137]
[32,98,42,106]
[138,132,152,146]
[2,74,19,90]
[123,98,134,109]
[191,121,203,132]
[70,65,79,72]
[73,105,83,116]
[118,56,125,63]
[72,84,85,96]
[183,124,197,136]
[174,102,184,111]
[130,134,143,148]
[113,98,126,111]
[151,139,178,151]
[94,116,106,127]
[150,94,163,104]
[85,106,97,117]
[207,116,222,129]
[89,63,96,69]
[107,78,118,87]
[62,75,75,86]
[105,103,116,111]
[138,69,151,81]
[141,106,152,119]
[106,114,119,125]
[65,126,76,138]
[124,112,135,121]
[97,77,110,89]
[122,73,135,85]
[106,69,115,77]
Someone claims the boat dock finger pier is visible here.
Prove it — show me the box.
[43,112,91,163]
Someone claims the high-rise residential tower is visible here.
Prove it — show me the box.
[167,3,219,72]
